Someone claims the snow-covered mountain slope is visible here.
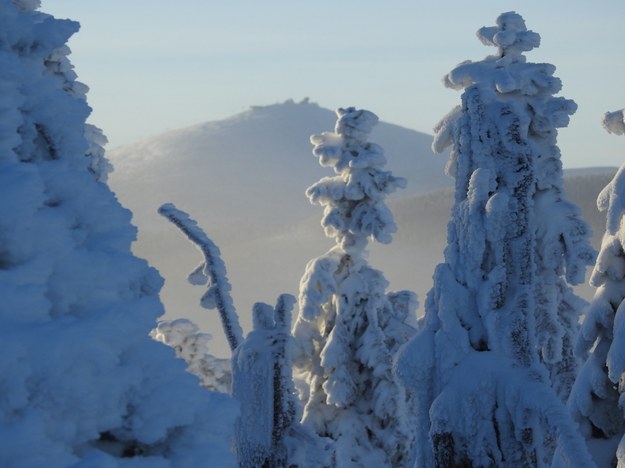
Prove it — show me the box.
[107,101,616,357]
[109,99,450,239]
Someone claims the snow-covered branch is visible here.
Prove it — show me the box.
[158,203,243,351]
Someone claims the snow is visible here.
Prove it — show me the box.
[233,294,332,467]
[232,314,276,467]
[151,319,232,393]
[104,93,612,359]
[5,2,625,466]
[570,120,625,464]
[603,110,625,136]
[397,11,594,466]
[293,107,417,467]
[0,3,237,465]
[158,203,243,351]
[477,11,540,55]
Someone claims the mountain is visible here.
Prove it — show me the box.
[109,99,450,238]
[106,100,617,357]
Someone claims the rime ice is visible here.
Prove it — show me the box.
[0,3,236,466]
[293,107,417,467]
[396,12,594,467]
[567,109,625,466]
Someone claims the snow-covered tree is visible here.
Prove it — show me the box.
[396,12,594,467]
[292,107,417,467]
[152,319,232,393]
[567,109,625,466]
[0,2,237,466]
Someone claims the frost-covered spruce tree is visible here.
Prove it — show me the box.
[0,2,236,466]
[292,107,417,467]
[566,110,625,466]
[396,12,594,467]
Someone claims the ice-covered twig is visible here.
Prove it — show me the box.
[158,203,243,351]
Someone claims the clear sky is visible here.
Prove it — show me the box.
[44,0,625,169]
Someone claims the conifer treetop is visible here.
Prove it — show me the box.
[310,107,383,172]
[444,11,564,100]
[307,107,406,254]
[334,107,379,147]
[477,11,540,57]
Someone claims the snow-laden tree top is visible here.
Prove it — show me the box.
[311,107,382,173]
[477,11,540,57]
[307,107,406,254]
[440,11,566,103]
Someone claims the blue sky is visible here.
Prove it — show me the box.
[44,1,625,168]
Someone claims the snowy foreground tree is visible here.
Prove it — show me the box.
[0,2,236,466]
[292,107,417,467]
[396,12,595,467]
[566,110,625,467]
